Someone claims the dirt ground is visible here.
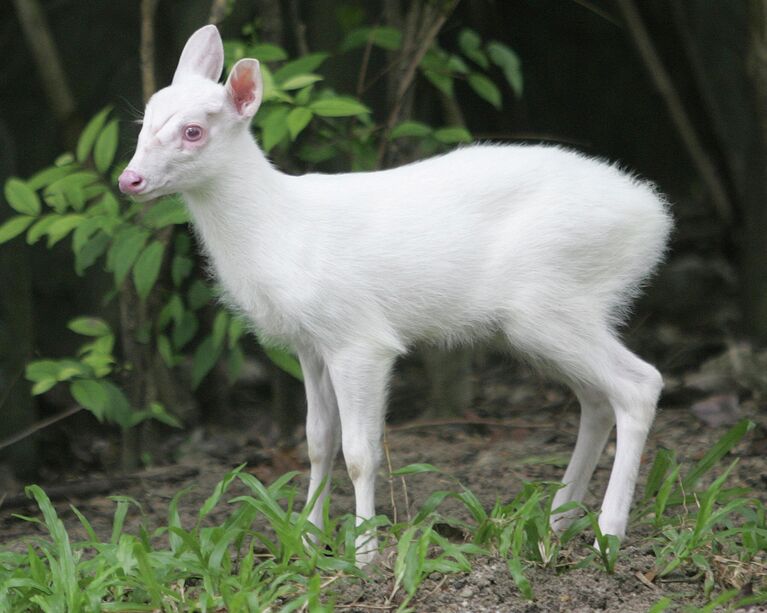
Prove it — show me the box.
[2,323,767,611]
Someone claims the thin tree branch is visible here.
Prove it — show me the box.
[571,0,622,27]
[208,0,229,25]
[288,0,310,56]
[0,405,82,453]
[12,0,78,143]
[356,26,378,97]
[140,0,159,103]
[377,0,461,166]
[669,3,739,199]
[617,0,733,223]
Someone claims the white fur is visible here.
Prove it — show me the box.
[121,26,673,565]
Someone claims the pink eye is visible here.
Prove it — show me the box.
[183,124,204,142]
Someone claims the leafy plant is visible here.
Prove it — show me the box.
[1,422,766,610]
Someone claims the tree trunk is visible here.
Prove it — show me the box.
[744,0,767,342]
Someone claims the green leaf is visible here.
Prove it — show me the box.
[643,447,675,502]
[4,178,41,215]
[468,73,502,109]
[31,379,57,395]
[75,231,110,275]
[0,215,34,244]
[433,127,472,144]
[46,214,85,247]
[447,54,470,74]
[158,334,175,367]
[420,47,455,97]
[172,311,198,350]
[132,240,165,301]
[26,360,60,383]
[422,69,453,97]
[341,26,402,52]
[26,214,58,244]
[143,198,189,228]
[487,41,523,98]
[258,106,290,152]
[391,463,442,477]
[298,142,338,164]
[100,381,133,428]
[77,107,112,163]
[148,402,182,428]
[96,191,120,217]
[191,336,223,389]
[28,164,75,191]
[273,53,329,84]
[309,97,370,117]
[171,255,193,287]
[94,119,119,174]
[68,317,110,337]
[280,73,323,90]
[458,29,488,69]
[228,316,247,349]
[212,310,229,349]
[108,226,150,286]
[70,379,109,421]
[507,557,534,600]
[187,279,212,310]
[72,216,106,252]
[390,121,433,139]
[46,171,100,213]
[250,43,288,62]
[262,344,303,381]
[227,345,244,382]
[681,419,754,491]
[287,107,314,140]
[158,300,178,333]
[225,41,288,63]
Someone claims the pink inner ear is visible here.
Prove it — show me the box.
[231,68,256,114]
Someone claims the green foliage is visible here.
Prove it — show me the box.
[1,427,763,610]
[417,29,521,107]
[631,420,766,601]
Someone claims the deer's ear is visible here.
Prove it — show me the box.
[225,59,263,118]
[173,25,224,84]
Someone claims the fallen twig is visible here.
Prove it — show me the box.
[0,405,83,453]
[388,417,558,433]
[0,465,200,510]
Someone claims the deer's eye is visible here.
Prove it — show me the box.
[183,124,204,142]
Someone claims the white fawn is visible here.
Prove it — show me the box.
[119,25,672,565]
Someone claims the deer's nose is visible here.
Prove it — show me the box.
[118,169,147,195]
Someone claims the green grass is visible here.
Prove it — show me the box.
[0,419,765,612]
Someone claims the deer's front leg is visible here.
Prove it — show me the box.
[299,350,341,534]
[326,345,396,566]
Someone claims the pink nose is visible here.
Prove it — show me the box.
[118,169,146,195]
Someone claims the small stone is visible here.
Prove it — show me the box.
[460,587,474,598]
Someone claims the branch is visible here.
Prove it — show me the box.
[208,0,229,25]
[12,0,77,142]
[0,405,82,453]
[388,417,565,433]
[288,0,310,56]
[377,0,461,166]
[0,465,200,510]
[140,0,159,103]
[616,0,733,223]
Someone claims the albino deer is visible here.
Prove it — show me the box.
[119,25,672,565]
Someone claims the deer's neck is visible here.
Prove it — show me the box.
[182,130,287,235]
[180,131,299,315]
